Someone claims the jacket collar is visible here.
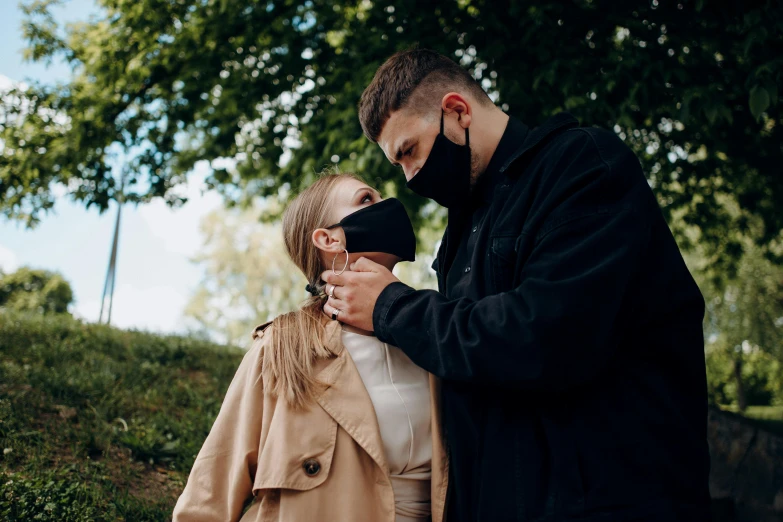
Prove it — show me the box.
[500,112,579,176]
[467,112,579,206]
[313,318,390,476]
[474,115,529,205]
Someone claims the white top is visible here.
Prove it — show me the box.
[341,329,432,522]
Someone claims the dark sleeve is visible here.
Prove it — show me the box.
[373,132,651,392]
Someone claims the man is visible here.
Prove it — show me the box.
[322,49,711,521]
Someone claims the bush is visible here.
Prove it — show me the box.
[0,267,73,315]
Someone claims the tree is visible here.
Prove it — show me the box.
[2,0,781,269]
[704,342,781,409]
[687,207,783,410]
[184,206,305,347]
[0,266,74,314]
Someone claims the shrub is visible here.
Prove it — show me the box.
[0,267,74,315]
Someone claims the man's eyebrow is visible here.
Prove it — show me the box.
[394,138,414,161]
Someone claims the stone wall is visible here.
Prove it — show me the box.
[709,406,783,522]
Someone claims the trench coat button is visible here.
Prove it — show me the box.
[472,226,478,233]
[303,458,321,476]
[464,266,471,273]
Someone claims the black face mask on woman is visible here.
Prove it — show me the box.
[406,110,471,209]
[326,198,416,262]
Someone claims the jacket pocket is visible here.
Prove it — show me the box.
[490,235,518,292]
[253,404,339,493]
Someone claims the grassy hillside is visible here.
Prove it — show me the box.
[0,312,244,521]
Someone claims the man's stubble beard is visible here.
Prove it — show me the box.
[469,146,483,190]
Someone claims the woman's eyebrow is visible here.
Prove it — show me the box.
[353,187,381,199]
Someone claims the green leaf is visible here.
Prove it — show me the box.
[680,99,690,123]
[743,35,755,57]
[718,105,733,125]
[705,106,718,124]
[766,84,778,105]
[749,85,770,120]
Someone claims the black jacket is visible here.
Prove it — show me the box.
[373,114,711,521]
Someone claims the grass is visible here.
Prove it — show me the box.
[0,312,244,521]
[718,404,783,436]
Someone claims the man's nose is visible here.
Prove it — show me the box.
[404,164,421,182]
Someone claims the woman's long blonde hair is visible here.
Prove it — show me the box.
[264,172,364,408]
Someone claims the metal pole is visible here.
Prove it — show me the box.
[107,203,121,324]
[98,222,113,322]
[99,174,125,325]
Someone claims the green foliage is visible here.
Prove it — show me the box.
[1,473,104,521]
[2,0,781,267]
[0,266,74,314]
[697,241,783,362]
[0,311,244,519]
[706,347,782,407]
[686,220,783,410]
[0,467,188,521]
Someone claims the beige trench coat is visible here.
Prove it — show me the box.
[173,317,448,522]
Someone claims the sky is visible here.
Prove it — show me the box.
[0,0,223,335]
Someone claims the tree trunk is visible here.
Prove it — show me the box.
[733,357,748,412]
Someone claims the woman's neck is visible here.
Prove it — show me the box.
[341,322,375,337]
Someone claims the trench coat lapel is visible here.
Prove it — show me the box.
[314,319,390,477]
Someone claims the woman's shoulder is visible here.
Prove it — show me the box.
[247,314,305,355]
[251,320,275,343]
[247,320,280,368]
[236,320,275,377]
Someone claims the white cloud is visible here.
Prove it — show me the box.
[75,283,188,334]
[137,161,222,258]
[0,243,19,273]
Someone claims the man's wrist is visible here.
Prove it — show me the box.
[372,281,414,344]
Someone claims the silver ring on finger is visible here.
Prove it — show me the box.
[328,284,336,298]
[331,309,341,321]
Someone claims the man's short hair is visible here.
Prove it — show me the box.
[358,48,493,143]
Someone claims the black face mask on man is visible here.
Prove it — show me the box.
[406,110,471,209]
[326,198,416,262]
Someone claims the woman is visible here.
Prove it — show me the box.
[173,173,447,522]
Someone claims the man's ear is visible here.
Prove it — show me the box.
[312,227,345,253]
[441,92,472,129]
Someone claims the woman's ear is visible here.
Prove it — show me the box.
[312,227,345,254]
